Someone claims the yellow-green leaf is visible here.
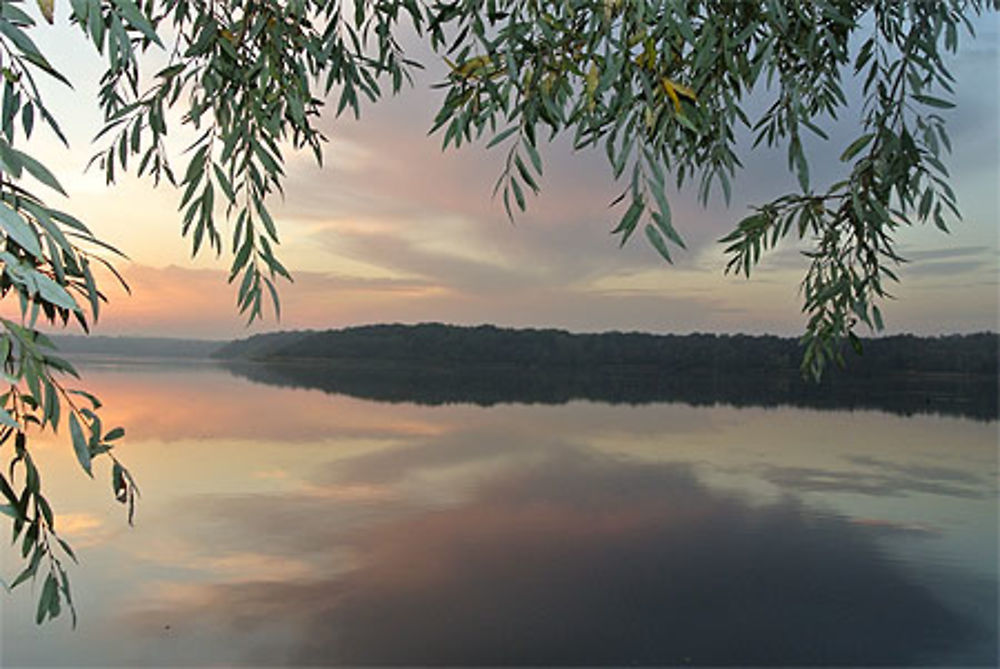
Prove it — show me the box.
[36,0,55,23]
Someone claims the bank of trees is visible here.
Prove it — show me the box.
[219,325,998,418]
[219,324,999,376]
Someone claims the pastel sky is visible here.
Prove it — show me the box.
[20,8,1000,339]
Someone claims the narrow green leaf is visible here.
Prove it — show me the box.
[649,185,685,248]
[10,561,36,589]
[66,389,101,410]
[485,125,518,149]
[872,305,884,331]
[848,331,863,355]
[510,178,525,211]
[56,537,77,564]
[0,202,43,259]
[36,573,57,624]
[21,103,34,138]
[0,473,20,509]
[611,199,643,246]
[0,19,45,62]
[12,149,66,195]
[37,494,53,529]
[524,139,543,175]
[840,134,874,162]
[110,0,162,46]
[514,154,537,192]
[644,223,673,263]
[33,272,80,312]
[912,94,955,109]
[255,200,278,242]
[68,414,92,477]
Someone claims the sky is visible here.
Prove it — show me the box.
[15,6,1000,339]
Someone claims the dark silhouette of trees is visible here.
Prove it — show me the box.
[217,325,998,420]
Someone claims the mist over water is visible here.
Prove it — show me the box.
[1,360,996,666]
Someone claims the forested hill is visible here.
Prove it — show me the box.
[214,324,998,376]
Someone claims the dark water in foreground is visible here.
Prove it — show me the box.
[1,360,997,666]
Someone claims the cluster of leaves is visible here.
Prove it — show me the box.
[89,0,424,320]
[719,0,983,378]
[1,0,137,625]
[423,0,994,377]
[0,322,137,624]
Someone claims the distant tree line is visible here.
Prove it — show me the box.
[215,324,998,377]
[51,335,222,359]
[214,325,997,419]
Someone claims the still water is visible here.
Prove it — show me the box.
[1,360,997,666]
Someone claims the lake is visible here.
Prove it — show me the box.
[2,359,997,666]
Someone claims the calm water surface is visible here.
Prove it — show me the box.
[1,360,997,666]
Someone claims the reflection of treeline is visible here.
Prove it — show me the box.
[215,325,998,420]
[220,358,997,420]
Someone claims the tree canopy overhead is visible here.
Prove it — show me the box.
[1,0,996,624]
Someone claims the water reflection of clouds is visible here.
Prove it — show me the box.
[67,365,451,443]
[846,455,997,488]
[130,453,990,666]
[314,424,577,485]
[849,517,943,538]
[17,366,994,666]
[760,457,995,499]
